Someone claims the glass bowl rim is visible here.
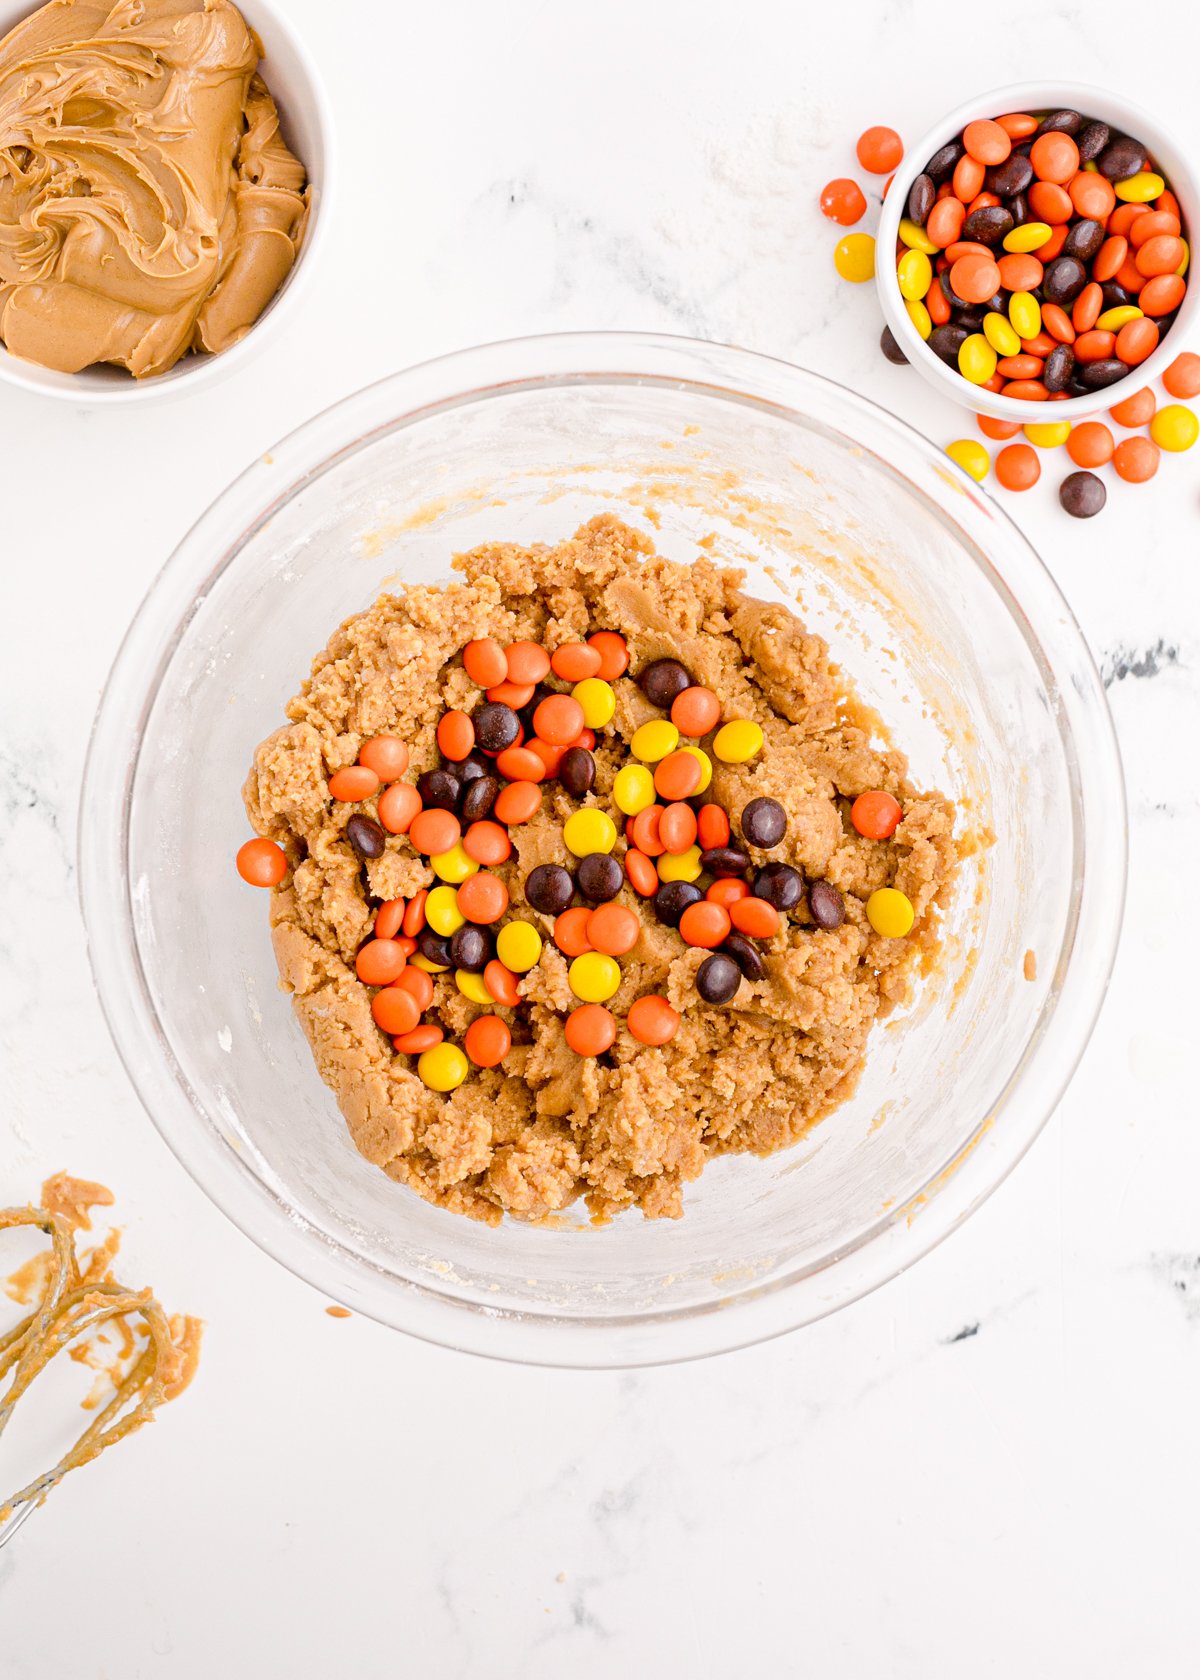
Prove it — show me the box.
[78,330,1127,1367]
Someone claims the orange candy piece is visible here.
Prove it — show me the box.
[463,637,508,687]
[587,903,641,956]
[455,872,509,924]
[1066,423,1114,469]
[505,641,551,685]
[328,765,380,802]
[678,901,732,949]
[696,803,731,849]
[707,878,750,908]
[236,837,287,887]
[550,643,602,681]
[483,960,521,1007]
[670,686,722,736]
[1163,353,1200,399]
[925,196,965,249]
[1129,210,1181,250]
[564,1004,617,1057]
[1139,274,1186,317]
[465,1015,511,1068]
[949,252,1001,304]
[1113,436,1159,483]
[819,177,868,226]
[370,987,420,1037]
[587,631,629,679]
[1109,387,1156,427]
[359,736,409,782]
[997,253,1043,293]
[533,693,586,745]
[462,820,511,866]
[494,745,546,783]
[525,737,566,778]
[393,1024,443,1054]
[355,938,408,986]
[375,898,406,939]
[1028,181,1073,224]
[856,125,903,174]
[994,443,1041,490]
[377,782,422,835]
[554,906,595,957]
[409,808,460,855]
[1030,131,1079,184]
[963,119,1010,166]
[1068,171,1115,222]
[1135,234,1186,278]
[1040,304,1075,345]
[436,709,475,762]
[629,805,665,857]
[654,751,702,801]
[1033,224,1069,262]
[659,802,698,855]
[851,789,902,839]
[1072,283,1103,333]
[392,965,435,1010]
[977,413,1022,440]
[624,849,658,896]
[1115,317,1158,366]
[626,996,680,1048]
[402,889,428,938]
[729,898,781,940]
[952,154,985,203]
[493,782,542,825]
[1092,236,1127,284]
[996,355,1044,381]
[1073,329,1115,363]
[1001,379,1049,402]
[996,113,1038,139]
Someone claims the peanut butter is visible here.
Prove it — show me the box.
[0,0,308,378]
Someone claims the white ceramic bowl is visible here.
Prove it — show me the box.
[0,0,333,404]
[877,81,1199,424]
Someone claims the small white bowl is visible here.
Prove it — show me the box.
[0,0,334,404]
[877,81,1199,424]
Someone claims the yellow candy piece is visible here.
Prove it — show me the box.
[957,333,997,386]
[411,952,449,974]
[1095,305,1142,332]
[1150,403,1198,452]
[945,439,989,482]
[1176,240,1189,278]
[563,808,618,857]
[1023,421,1072,449]
[417,1042,469,1092]
[866,887,915,938]
[1114,171,1165,203]
[681,746,712,793]
[1008,290,1041,341]
[425,884,465,936]
[713,720,764,764]
[495,919,543,973]
[834,232,876,282]
[455,969,494,1005]
[982,311,1021,358]
[656,844,703,884]
[614,763,656,816]
[897,218,938,255]
[572,677,616,729]
[905,298,932,340]
[631,718,680,762]
[1002,221,1052,254]
[430,842,478,884]
[568,952,621,1003]
[896,248,932,301]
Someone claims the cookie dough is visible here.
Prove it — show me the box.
[0,0,308,377]
[244,517,959,1224]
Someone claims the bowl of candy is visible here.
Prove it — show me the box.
[877,83,1198,424]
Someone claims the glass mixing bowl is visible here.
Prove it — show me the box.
[80,333,1125,1367]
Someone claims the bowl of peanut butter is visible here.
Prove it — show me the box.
[0,0,331,400]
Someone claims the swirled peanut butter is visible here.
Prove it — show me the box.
[0,0,309,378]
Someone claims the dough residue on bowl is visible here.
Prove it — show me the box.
[244,516,960,1224]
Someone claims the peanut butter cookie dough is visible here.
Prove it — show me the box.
[0,0,308,377]
[244,517,959,1224]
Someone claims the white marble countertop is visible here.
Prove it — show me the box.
[2,1,1197,1674]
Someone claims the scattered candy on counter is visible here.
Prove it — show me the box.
[822,119,1195,518]
[236,631,921,1087]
